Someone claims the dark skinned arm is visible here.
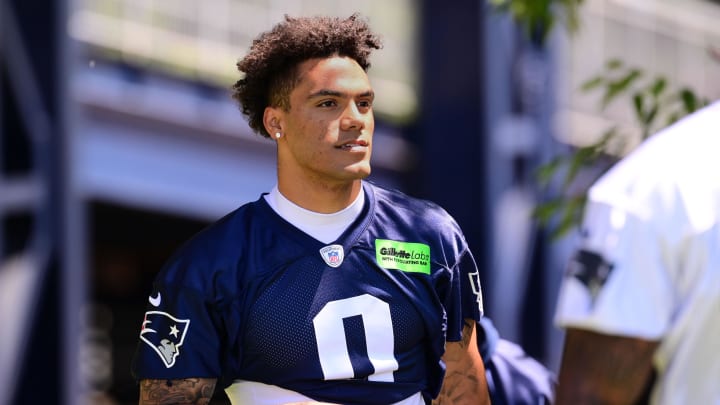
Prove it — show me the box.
[556,328,659,405]
[433,319,491,405]
[139,378,216,405]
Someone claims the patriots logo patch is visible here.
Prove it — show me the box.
[566,249,614,302]
[140,311,190,368]
[320,244,344,268]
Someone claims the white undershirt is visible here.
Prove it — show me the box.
[225,380,424,405]
[263,185,365,244]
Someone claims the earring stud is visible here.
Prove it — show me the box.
[275,132,281,139]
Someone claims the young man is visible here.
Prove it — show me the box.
[554,101,720,404]
[131,14,490,405]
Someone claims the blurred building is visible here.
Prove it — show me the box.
[1,0,718,404]
[557,0,720,148]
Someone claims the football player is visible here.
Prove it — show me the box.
[131,14,491,405]
[554,101,720,404]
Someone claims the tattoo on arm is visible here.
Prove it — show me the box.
[556,328,659,405]
[139,378,217,405]
[433,320,490,405]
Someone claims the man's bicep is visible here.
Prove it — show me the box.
[139,378,217,405]
[557,328,659,405]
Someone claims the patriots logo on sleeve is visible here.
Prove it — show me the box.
[566,249,614,303]
[140,311,190,368]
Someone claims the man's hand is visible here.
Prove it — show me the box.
[139,378,216,405]
[434,319,491,405]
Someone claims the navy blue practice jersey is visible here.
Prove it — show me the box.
[131,182,484,404]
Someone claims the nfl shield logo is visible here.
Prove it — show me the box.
[319,244,344,268]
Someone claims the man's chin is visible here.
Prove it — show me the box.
[344,163,371,179]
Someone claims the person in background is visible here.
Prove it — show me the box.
[554,101,720,404]
[131,13,490,405]
[477,317,555,405]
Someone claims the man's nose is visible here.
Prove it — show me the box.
[341,103,366,131]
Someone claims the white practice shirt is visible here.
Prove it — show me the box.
[555,101,720,405]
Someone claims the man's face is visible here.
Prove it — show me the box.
[274,56,375,185]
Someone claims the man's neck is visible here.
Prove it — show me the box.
[277,177,363,214]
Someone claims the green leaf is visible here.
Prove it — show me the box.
[560,0,582,33]
[633,93,644,120]
[593,126,618,151]
[649,77,666,98]
[601,69,642,108]
[489,0,585,46]
[559,127,618,189]
[509,1,527,16]
[580,76,604,92]
[532,199,564,225]
[550,195,588,240]
[562,145,595,190]
[680,89,698,113]
[641,104,658,127]
[535,156,565,187]
[666,111,682,127]
[605,59,623,70]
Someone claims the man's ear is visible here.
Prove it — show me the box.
[263,107,283,137]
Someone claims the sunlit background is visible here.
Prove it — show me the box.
[1,0,718,403]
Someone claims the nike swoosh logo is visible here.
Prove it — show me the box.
[149,292,161,307]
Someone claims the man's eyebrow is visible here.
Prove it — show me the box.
[307,89,375,99]
[308,89,342,99]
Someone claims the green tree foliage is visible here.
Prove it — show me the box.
[534,59,709,239]
[488,0,714,239]
[488,0,585,44]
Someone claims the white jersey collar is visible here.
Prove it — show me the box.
[264,184,365,244]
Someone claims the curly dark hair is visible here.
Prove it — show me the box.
[232,13,383,138]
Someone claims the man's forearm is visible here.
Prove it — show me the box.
[556,328,658,405]
[139,378,216,405]
[433,320,490,405]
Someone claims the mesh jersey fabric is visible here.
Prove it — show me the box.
[131,181,484,405]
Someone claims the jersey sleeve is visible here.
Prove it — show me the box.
[131,267,227,381]
[444,246,485,342]
[554,197,675,340]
